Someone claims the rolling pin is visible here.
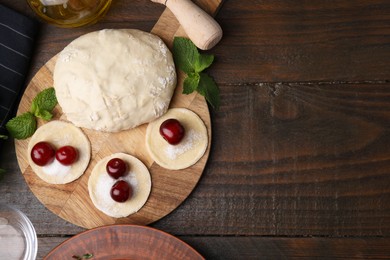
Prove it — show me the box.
[151,0,223,50]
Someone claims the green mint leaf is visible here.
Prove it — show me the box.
[31,87,57,121]
[0,135,7,140]
[194,53,214,73]
[6,112,37,140]
[31,87,57,114]
[5,87,56,140]
[173,37,198,74]
[172,37,220,110]
[197,72,220,110]
[72,254,93,259]
[30,102,38,115]
[183,73,200,94]
[34,108,53,121]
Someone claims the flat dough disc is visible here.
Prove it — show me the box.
[145,108,208,170]
[27,120,91,184]
[54,29,177,132]
[88,153,151,218]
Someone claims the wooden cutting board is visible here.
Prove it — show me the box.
[15,0,223,229]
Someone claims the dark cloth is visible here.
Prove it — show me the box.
[0,4,39,136]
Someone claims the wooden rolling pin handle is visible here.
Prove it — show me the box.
[152,0,223,50]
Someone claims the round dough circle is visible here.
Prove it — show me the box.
[54,29,177,132]
[27,120,91,184]
[145,108,208,170]
[88,153,151,218]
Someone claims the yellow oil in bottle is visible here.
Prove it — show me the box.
[27,0,112,27]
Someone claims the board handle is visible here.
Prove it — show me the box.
[151,0,223,50]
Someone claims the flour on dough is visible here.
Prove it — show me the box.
[27,120,91,184]
[145,108,208,170]
[54,29,176,132]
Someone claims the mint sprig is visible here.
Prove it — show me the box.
[6,112,36,140]
[173,37,220,109]
[72,253,93,259]
[6,87,57,140]
[31,87,57,120]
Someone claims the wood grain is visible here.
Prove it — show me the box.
[15,58,210,229]
[14,0,223,229]
[152,83,390,236]
[5,83,390,238]
[2,0,390,258]
[211,0,390,83]
[185,237,390,259]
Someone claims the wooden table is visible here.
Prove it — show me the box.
[1,0,390,258]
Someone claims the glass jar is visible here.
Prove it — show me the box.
[0,204,37,260]
[27,0,112,28]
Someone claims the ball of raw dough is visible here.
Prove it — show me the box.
[54,29,176,132]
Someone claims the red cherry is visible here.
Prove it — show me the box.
[55,146,78,166]
[159,118,185,145]
[31,142,55,166]
[106,158,128,179]
[110,180,132,202]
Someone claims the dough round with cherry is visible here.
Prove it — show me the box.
[88,153,152,218]
[27,120,91,184]
[145,108,208,170]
